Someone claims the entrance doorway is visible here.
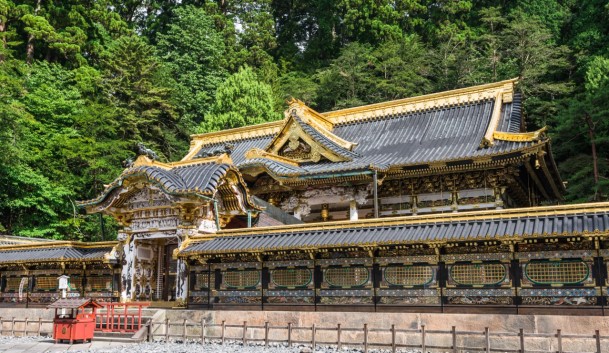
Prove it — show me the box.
[162,243,178,301]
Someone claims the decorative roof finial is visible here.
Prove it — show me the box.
[137,142,159,161]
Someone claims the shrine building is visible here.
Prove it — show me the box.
[2,78,609,315]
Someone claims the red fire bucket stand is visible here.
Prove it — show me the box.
[48,298,102,344]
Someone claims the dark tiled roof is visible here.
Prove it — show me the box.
[0,246,112,264]
[291,115,359,160]
[48,298,102,309]
[79,162,236,207]
[120,163,231,194]
[194,136,274,160]
[0,235,58,246]
[180,207,609,254]
[194,94,538,177]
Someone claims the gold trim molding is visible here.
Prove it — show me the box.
[185,201,609,242]
[493,127,548,143]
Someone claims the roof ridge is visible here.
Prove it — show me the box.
[184,79,518,155]
[325,78,517,125]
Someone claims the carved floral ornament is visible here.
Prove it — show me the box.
[278,185,371,216]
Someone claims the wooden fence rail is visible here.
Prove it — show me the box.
[148,319,609,353]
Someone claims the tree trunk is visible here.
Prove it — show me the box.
[25,0,42,64]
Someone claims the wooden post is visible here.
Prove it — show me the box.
[288,322,292,347]
[364,324,368,353]
[519,328,525,353]
[37,317,42,336]
[24,318,28,336]
[0,317,3,335]
[485,327,490,353]
[182,319,187,341]
[221,320,226,345]
[243,321,247,346]
[147,322,151,342]
[165,318,169,342]
[391,324,396,353]
[452,326,457,353]
[264,322,269,348]
[11,317,15,336]
[312,323,316,352]
[421,325,426,353]
[557,329,562,353]
[596,329,601,353]
[201,318,206,344]
[337,323,342,350]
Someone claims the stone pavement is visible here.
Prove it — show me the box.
[0,338,133,353]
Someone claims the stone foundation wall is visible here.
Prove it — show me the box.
[163,310,609,334]
[160,310,609,352]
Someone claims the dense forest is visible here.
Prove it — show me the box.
[0,0,608,240]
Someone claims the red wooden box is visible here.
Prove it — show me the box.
[48,298,101,344]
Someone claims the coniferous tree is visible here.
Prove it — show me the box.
[202,66,282,132]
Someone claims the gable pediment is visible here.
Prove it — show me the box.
[252,99,358,164]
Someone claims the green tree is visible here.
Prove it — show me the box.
[101,35,184,159]
[156,5,226,128]
[202,66,282,131]
[501,8,572,127]
[553,56,609,202]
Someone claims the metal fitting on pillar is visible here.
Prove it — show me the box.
[321,204,329,221]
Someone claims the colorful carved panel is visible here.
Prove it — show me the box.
[378,289,440,305]
[375,254,438,265]
[445,287,514,305]
[318,289,374,305]
[442,252,511,263]
[216,290,261,304]
[520,288,598,305]
[265,290,315,304]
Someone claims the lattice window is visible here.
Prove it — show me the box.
[86,276,113,291]
[525,261,589,285]
[68,277,82,291]
[271,269,312,288]
[449,263,506,285]
[34,277,57,291]
[194,273,209,290]
[223,270,260,289]
[324,267,369,287]
[384,266,434,286]
[4,277,27,292]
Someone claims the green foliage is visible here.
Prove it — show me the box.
[156,5,226,127]
[1,0,609,239]
[316,37,430,110]
[202,66,282,131]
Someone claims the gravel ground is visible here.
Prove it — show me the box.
[0,336,421,353]
[0,335,44,345]
[74,342,417,353]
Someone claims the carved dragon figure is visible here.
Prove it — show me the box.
[198,143,234,158]
[137,142,159,161]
